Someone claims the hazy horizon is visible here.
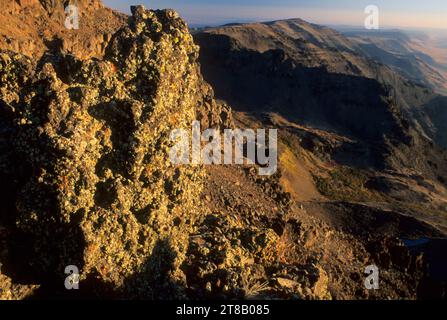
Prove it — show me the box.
[103,0,447,30]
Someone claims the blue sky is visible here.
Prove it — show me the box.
[103,0,447,29]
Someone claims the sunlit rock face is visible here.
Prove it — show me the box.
[0,6,225,298]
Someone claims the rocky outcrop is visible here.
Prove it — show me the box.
[0,6,229,298]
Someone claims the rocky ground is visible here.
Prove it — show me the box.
[0,0,127,59]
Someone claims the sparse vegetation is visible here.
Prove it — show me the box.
[312,167,385,202]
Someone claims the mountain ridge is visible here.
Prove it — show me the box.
[342,29,447,95]
[194,17,447,233]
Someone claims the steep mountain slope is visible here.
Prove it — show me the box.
[194,19,447,171]
[342,29,447,95]
[339,29,447,151]
[194,19,447,289]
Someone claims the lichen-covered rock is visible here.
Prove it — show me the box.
[0,6,226,298]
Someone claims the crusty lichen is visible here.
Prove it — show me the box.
[0,6,219,297]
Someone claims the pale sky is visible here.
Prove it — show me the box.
[103,0,447,29]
